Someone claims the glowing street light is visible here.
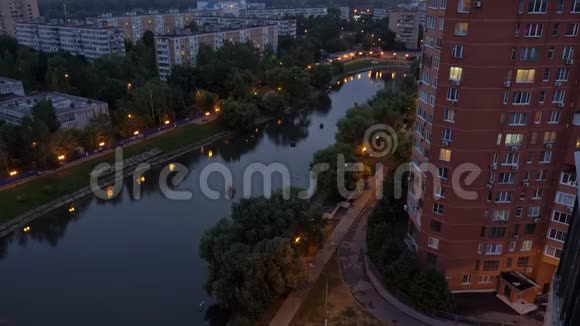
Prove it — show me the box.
[23,226,31,232]
[68,207,75,213]
[294,236,302,244]
[128,114,133,119]
[133,130,140,136]
[64,73,69,79]
[58,155,66,161]
[208,150,213,158]
[98,142,106,147]
[9,170,17,176]
[164,120,171,125]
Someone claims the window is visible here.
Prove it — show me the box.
[447,88,459,102]
[566,23,579,36]
[560,172,576,185]
[553,23,560,36]
[426,16,436,29]
[509,113,527,126]
[439,148,452,162]
[524,23,544,37]
[455,22,469,36]
[442,129,454,142]
[515,69,535,83]
[527,152,534,164]
[557,0,564,12]
[433,203,444,214]
[427,252,438,265]
[506,257,513,267]
[449,67,463,81]
[528,0,547,13]
[529,206,540,217]
[545,245,563,259]
[549,111,561,124]
[452,45,464,58]
[439,17,445,30]
[517,257,529,267]
[489,227,506,238]
[573,0,580,13]
[516,207,523,217]
[557,68,569,81]
[428,0,438,8]
[562,46,575,59]
[544,131,556,144]
[555,191,575,207]
[435,185,445,198]
[540,151,552,163]
[537,169,547,181]
[538,91,546,103]
[520,47,539,61]
[428,237,440,249]
[548,228,567,242]
[462,274,472,284]
[440,0,447,9]
[521,240,533,251]
[438,167,449,179]
[548,47,555,59]
[434,57,440,69]
[485,244,503,255]
[515,23,521,37]
[430,219,442,232]
[535,112,542,124]
[492,209,510,221]
[495,192,512,203]
[458,0,471,12]
[444,109,455,122]
[544,68,551,81]
[483,260,499,271]
[512,91,531,104]
[525,223,537,235]
[498,173,516,184]
[503,153,519,166]
[553,89,566,103]
[505,133,524,145]
[421,72,430,85]
[532,188,543,199]
[479,275,494,284]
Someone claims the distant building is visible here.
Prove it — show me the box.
[388,10,421,50]
[0,92,109,129]
[0,0,39,37]
[546,152,580,326]
[239,6,350,21]
[155,25,278,80]
[373,9,387,20]
[15,23,126,60]
[192,16,296,37]
[247,2,266,10]
[197,1,248,14]
[0,77,25,97]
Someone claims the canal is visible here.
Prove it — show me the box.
[0,70,398,326]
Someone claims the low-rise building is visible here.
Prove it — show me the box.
[15,23,125,60]
[0,92,109,129]
[155,25,278,80]
[0,77,25,97]
[239,6,350,21]
[192,16,295,37]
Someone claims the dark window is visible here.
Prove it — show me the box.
[512,224,520,236]
[489,227,506,238]
[475,259,480,270]
[506,257,512,267]
[427,252,438,265]
[517,256,529,267]
[525,223,536,234]
[480,227,486,237]
[483,260,500,271]
[430,220,442,232]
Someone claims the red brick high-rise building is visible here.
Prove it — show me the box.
[407,0,580,312]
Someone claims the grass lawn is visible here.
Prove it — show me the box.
[0,122,225,222]
[292,253,384,326]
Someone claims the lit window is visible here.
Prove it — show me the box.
[454,22,469,36]
[449,66,463,81]
[505,133,524,145]
[515,69,535,83]
[428,237,440,249]
[458,0,471,13]
[521,240,533,252]
[439,148,452,161]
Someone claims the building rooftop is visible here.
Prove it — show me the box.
[0,92,105,114]
[0,77,22,84]
[500,271,538,292]
[15,22,120,31]
[156,24,277,37]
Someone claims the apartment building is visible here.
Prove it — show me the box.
[407,0,580,313]
[0,0,39,37]
[239,6,351,21]
[546,156,580,325]
[389,10,421,50]
[15,23,125,60]
[90,10,295,42]
[155,25,278,80]
[0,92,109,129]
[0,77,25,97]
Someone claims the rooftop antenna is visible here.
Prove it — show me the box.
[63,1,68,22]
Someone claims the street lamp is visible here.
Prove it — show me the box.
[321,271,329,326]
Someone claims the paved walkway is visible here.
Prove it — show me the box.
[338,212,425,326]
[268,174,380,326]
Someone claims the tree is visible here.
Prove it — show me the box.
[409,269,455,313]
[266,67,311,99]
[221,99,259,130]
[336,104,375,147]
[311,143,369,200]
[309,65,333,89]
[167,65,197,104]
[194,90,219,113]
[224,69,254,100]
[32,99,60,132]
[261,91,287,113]
[120,79,179,127]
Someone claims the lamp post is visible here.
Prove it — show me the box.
[321,271,328,326]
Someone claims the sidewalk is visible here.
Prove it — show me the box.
[268,174,379,326]
[338,212,467,326]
